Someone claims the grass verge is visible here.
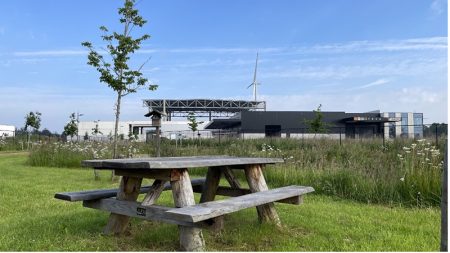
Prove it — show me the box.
[0,152,440,251]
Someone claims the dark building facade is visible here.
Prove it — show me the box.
[205,111,419,139]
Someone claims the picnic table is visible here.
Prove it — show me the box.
[55,155,314,251]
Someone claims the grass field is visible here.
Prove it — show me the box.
[28,138,445,207]
[0,152,441,251]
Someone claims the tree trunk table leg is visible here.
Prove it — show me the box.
[103,176,143,235]
[171,169,205,251]
[200,167,224,233]
[222,166,242,189]
[141,179,167,206]
[244,164,281,227]
[200,167,221,203]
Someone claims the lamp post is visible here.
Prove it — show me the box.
[76,111,83,141]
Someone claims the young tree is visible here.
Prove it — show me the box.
[187,112,204,138]
[63,113,78,140]
[305,104,329,134]
[82,0,157,158]
[92,122,102,136]
[24,111,42,147]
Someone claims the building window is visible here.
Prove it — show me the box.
[413,113,423,137]
[389,123,396,138]
[401,113,408,136]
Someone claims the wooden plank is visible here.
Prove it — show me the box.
[83,198,211,228]
[194,186,304,205]
[82,156,233,168]
[171,169,205,251]
[165,185,315,223]
[245,164,281,226]
[103,176,142,235]
[114,169,179,181]
[82,156,284,170]
[54,178,206,202]
[141,180,167,206]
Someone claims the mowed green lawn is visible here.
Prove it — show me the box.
[0,152,440,251]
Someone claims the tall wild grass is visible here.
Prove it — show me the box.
[27,137,445,207]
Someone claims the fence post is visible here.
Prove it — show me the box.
[436,124,439,146]
[339,128,342,146]
[441,140,448,251]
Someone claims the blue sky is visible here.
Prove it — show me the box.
[0,0,448,132]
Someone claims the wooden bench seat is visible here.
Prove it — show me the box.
[81,185,314,228]
[165,185,314,223]
[54,178,207,202]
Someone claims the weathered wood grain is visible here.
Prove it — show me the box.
[171,169,205,251]
[83,198,212,228]
[103,176,143,235]
[222,167,242,189]
[165,185,314,223]
[114,169,179,181]
[82,156,284,170]
[195,186,304,205]
[54,178,206,202]
[199,167,224,233]
[200,167,222,203]
[141,179,167,206]
[245,164,281,226]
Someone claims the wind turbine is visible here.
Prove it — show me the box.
[247,52,260,101]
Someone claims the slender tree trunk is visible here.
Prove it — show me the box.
[113,91,122,159]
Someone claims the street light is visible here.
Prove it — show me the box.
[76,111,84,141]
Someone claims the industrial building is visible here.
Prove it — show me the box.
[0,125,15,138]
[77,98,423,141]
[204,111,423,139]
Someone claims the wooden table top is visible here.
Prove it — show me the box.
[82,155,284,170]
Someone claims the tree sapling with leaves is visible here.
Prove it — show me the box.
[187,112,204,139]
[82,0,157,158]
[24,111,42,148]
[305,104,330,134]
[63,113,78,140]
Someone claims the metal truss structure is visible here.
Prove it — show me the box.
[142,99,266,120]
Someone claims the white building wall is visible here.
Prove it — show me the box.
[407,112,414,138]
[395,112,401,137]
[0,125,15,138]
[382,112,390,139]
[78,120,211,141]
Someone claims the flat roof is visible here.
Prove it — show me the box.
[143,99,266,113]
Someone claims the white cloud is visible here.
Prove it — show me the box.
[430,0,446,16]
[13,50,88,57]
[353,79,390,90]
[11,36,447,58]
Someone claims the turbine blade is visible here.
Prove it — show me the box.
[253,52,258,83]
[246,83,253,89]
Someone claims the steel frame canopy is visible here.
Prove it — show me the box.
[143,99,266,119]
